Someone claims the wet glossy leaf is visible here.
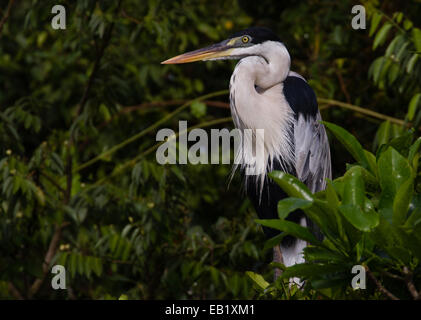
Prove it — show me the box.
[277,197,312,219]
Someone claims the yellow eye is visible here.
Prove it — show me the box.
[242,36,249,43]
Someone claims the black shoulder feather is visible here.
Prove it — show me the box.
[283,76,318,119]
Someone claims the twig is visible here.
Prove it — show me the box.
[101,97,406,132]
[402,267,420,300]
[335,69,351,104]
[7,282,24,300]
[366,267,399,300]
[318,98,407,127]
[273,246,284,280]
[97,99,230,129]
[121,10,142,25]
[374,8,405,34]
[28,222,70,298]
[381,270,404,281]
[0,0,15,37]
[39,171,66,194]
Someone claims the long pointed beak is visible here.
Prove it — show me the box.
[161,41,234,64]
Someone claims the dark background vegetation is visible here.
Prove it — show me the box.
[0,0,420,299]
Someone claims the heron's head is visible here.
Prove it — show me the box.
[161,27,282,64]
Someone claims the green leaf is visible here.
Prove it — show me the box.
[342,166,365,207]
[171,166,186,183]
[325,181,346,241]
[303,247,346,263]
[405,201,421,228]
[408,93,421,121]
[322,121,371,172]
[374,121,391,151]
[364,150,378,178]
[369,12,383,37]
[385,35,402,57]
[412,28,421,53]
[263,233,286,251]
[70,253,77,278]
[279,263,345,280]
[370,57,385,84]
[373,23,392,49]
[403,19,413,31]
[393,177,413,225]
[378,129,413,159]
[387,63,399,84]
[269,171,313,201]
[190,101,207,118]
[378,146,412,183]
[406,54,419,74]
[92,258,103,277]
[256,219,320,244]
[339,204,379,232]
[408,137,421,165]
[246,271,269,291]
[394,12,404,23]
[378,147,412,221]
[277,197,312,219]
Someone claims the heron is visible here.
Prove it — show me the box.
[162,27,331,279]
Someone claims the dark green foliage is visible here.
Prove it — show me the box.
[0,0,420,299]
[251,125,421,299]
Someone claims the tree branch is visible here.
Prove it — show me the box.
[366,268,399,300]
[403,267,420,300]
[335,68,351,104]
[39,171,66,194]
[8,282,24,300]
[97,99,230,129]
[0,0,15,37]
[28,222,70,298]
[318,98,407,127]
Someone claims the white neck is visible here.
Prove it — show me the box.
[229,41,295,189]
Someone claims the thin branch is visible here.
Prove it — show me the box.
[318,98,407,127]
[7,282,24,300]
[273,246,284,281]
[366,267,399,300]
[121,10,142,25]
[374,8,405,34]
[403,267,420,300]
[28,222,70,298]
[102,98,406,133]
[39,171,66,194]
[381,270,404,281]
[0,0,15,37]
[335,68,351,104]
[97,99,230,129]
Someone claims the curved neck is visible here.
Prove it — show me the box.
[238,41,291,89]
[229,41,295,181]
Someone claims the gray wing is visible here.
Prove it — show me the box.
[294,112,331,193]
